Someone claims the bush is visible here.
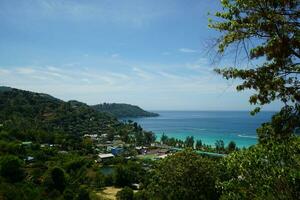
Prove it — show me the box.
[0,155,25,183]
[116,187,133,200]
[50,167,66,192]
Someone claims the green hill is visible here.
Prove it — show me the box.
[0,87,119,138]
[91,103,159,118]
[0,86,156,146]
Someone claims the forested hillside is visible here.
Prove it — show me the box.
[92,103,159,118]
[0,87,116,137]
[0,87,155,146]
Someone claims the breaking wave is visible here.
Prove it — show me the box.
[238,134,258,139]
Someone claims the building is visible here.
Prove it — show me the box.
[98,153,115,162]
[111,147,124,155]
[21,141,32,147]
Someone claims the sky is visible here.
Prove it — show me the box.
[0,0,281,111]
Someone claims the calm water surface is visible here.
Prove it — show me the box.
[126,111,275,147]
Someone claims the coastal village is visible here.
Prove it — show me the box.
[21,131,226,166]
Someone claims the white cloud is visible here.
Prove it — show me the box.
[16,67,36,75]
[111,53,120,58]
[0,57,246,110]
[179,48,198,53]
[0,69,11,75]
[132,67,153,80]
[47,66,61,71]
[162,51,171,55]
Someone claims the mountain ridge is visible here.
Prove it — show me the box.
[91,103,159,118]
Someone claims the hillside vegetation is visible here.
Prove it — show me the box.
[92,103,159,118]
[0,87,155,146]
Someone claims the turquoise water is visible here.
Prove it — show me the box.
[127,111,275,147]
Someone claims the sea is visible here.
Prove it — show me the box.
[125,111,275,148]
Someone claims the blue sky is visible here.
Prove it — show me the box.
[0,0,280,110]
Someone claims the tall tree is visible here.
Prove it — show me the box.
[215,140,225,153]
[195,139,203,150]
[209,0,300,141]
[184,136,195,148]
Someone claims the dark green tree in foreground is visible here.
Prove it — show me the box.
[147,150,219,200]
[116,187,133,200]
[50,167,66,193]
[0,155,24,183]
[210,0,300,141]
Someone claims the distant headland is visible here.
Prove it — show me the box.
[91,103,159,118]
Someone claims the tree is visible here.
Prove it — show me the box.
[144,131,156,145]
[116,187,134,200]
[0,155,24,183]
[160,133,168,144]
[184,136,194,148]
[147,150,219,200]
[114,165,134,187]
[51,167,66,192]
[227,141,237,153]
[210,0,300,140]
[77,187,90,200]
[215,140,225,153]
[195,139,203,150]
[218,137,300,199]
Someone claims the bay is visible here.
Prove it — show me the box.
[125,111,275,147]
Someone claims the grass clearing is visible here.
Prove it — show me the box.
[97,186,122,200]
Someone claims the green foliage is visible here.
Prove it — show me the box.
[116,187,134,200]
[50,167,66,192]
[257,105,300,142]
[63,188,76,200]
[218,137,300,199]
[160,133,184,147]
[133,190,148,200]
[184,136,194,148]
[226,141,237,153]
[114,161,144,187]
[195,139,203,150]
[0,88,115,141]
[147,150,219,200]
[215,140,225,153]
[210,0,300,140]
[92,103,159,118]
[0,155,25,183]
[77,187,91,200]
[0,181,42,200]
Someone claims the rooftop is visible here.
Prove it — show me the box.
[98,153,115,159]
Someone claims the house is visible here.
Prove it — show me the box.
[21,141,32,147]
[158,154,168,159]
[98,153,115,162]
[132,183,141,190]
[135,146,148,154]
[111,147,124,155]
[25,156,34,163]
[83,134,98,141]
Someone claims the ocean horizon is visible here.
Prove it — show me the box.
[125,111,275,148]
